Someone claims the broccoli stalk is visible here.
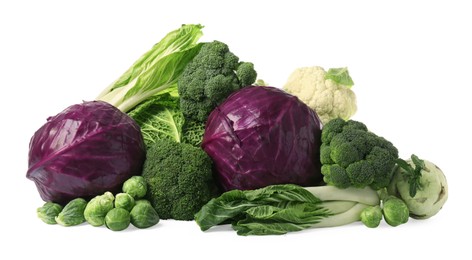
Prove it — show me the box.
[195,184,380,236]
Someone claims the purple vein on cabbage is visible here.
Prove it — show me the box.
[96,24,204,112]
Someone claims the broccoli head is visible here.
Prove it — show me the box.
[177,40,257,122]
[320,118,398,190]
[142,139,220,220]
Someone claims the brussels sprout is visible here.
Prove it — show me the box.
[122,176,147,199]
[115,193,135,211]
[130,199,160,229]
[37,202,63,224]
[105,208,130,231]
[55,198,87,226]
[84,192,115,226]
[360,205,382,228]
[382,196,409,227]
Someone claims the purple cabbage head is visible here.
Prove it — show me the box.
[202,86,323,191]
[27,101,145,205]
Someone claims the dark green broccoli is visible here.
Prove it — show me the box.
[320,118,399,190]
[177,40,257,122]
[141,139,219,220]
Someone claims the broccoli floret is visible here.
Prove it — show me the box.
[177,40,257,122]
[320,118,398,190]
[142,139,220,220]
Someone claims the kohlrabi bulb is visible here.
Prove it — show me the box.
[388,157,448,219]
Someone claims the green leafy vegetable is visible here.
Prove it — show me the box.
[195,184,380,236]
[395,154,425,197]
[96,24,204,112]
[325,67,354,87]
[181,119,206,147]
[128,93,184,148]
[128,93,206,148]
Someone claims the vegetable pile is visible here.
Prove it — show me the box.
[27,24,448,234]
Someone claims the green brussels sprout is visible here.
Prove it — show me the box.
[122,176,147,199]
[105,208,130,231]
[55,198,87,226]
[360,205,382,228]
[382,196,409,227]
[84,192,115,227]
[130,199,160,229]
[115,193,135,211]
[37,202,63,224]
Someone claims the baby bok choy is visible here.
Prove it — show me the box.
[194,184,380,236]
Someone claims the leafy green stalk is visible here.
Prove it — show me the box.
[396,154,428,197]
[194,184,380,235]
[96,24,204,112]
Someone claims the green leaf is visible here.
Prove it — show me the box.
[232,203,328,235]
[411,154,425,171]
[396,158,413,173]
[396,155,424,197]
[96,24,204,112]
[128,93,184,149]
[181,119,206,147]
[234,219,314,236]
[325,67,354,87]
[111,24,203,91]
[194,184,323,232]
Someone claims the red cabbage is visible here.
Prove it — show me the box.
[202,86,323,191]
[27,101,145,205]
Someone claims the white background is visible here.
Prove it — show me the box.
[1,0,469,259]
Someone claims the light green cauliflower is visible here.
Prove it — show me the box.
[283,66,357,124]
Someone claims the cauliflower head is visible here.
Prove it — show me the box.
[283,66,357,124]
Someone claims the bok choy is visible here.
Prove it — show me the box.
[195,184,380,236]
